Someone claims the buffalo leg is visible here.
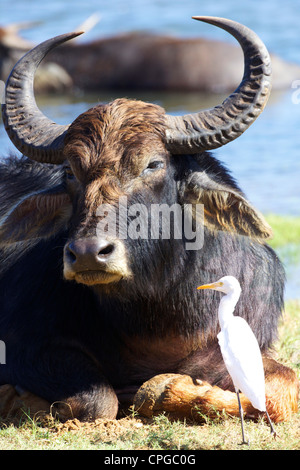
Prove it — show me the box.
[134,357,298,424]
[6,345,118,422]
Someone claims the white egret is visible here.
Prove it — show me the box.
[197,275,276,444]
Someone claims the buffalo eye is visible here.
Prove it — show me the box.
[142,160,165,176]
[65,166,76,181]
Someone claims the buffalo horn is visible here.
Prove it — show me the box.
[165,17,272,154]
[1,31,83,164]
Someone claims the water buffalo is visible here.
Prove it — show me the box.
[0,17,298,422]
[1,20,300,93]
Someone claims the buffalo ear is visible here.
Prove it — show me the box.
[0,187,72,244]
[181,171,272,240]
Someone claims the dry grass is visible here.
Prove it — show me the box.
[0,401,299,451]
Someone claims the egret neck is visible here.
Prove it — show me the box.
[217,287,241,329]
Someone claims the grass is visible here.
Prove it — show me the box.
[265,214,300,250]
[0,214,299,451]
[266,214,300,266]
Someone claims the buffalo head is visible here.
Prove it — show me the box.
[1,17,273,290]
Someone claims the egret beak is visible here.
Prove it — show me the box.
[197,281,223,290]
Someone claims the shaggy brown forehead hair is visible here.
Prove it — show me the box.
[63,98,168,216]
[63,98,167,184]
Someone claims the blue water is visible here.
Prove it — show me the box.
[1,0,300,297]
[1,0,300,64]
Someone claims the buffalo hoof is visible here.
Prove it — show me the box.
[133,373,220,422]
[0,384,50,422]
[133,369,299,424]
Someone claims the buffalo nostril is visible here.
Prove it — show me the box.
[66,243,77,263]
[65,238,116,272]
[98,243,115,257]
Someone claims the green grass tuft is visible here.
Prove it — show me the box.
[266,214,300,251]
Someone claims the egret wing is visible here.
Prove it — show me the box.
[217,316,266,411]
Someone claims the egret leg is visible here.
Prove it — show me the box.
[236,390,249,445]
[265,409,277,439]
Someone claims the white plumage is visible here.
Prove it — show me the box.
[197,275,276,444]
[217,309,266,412]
